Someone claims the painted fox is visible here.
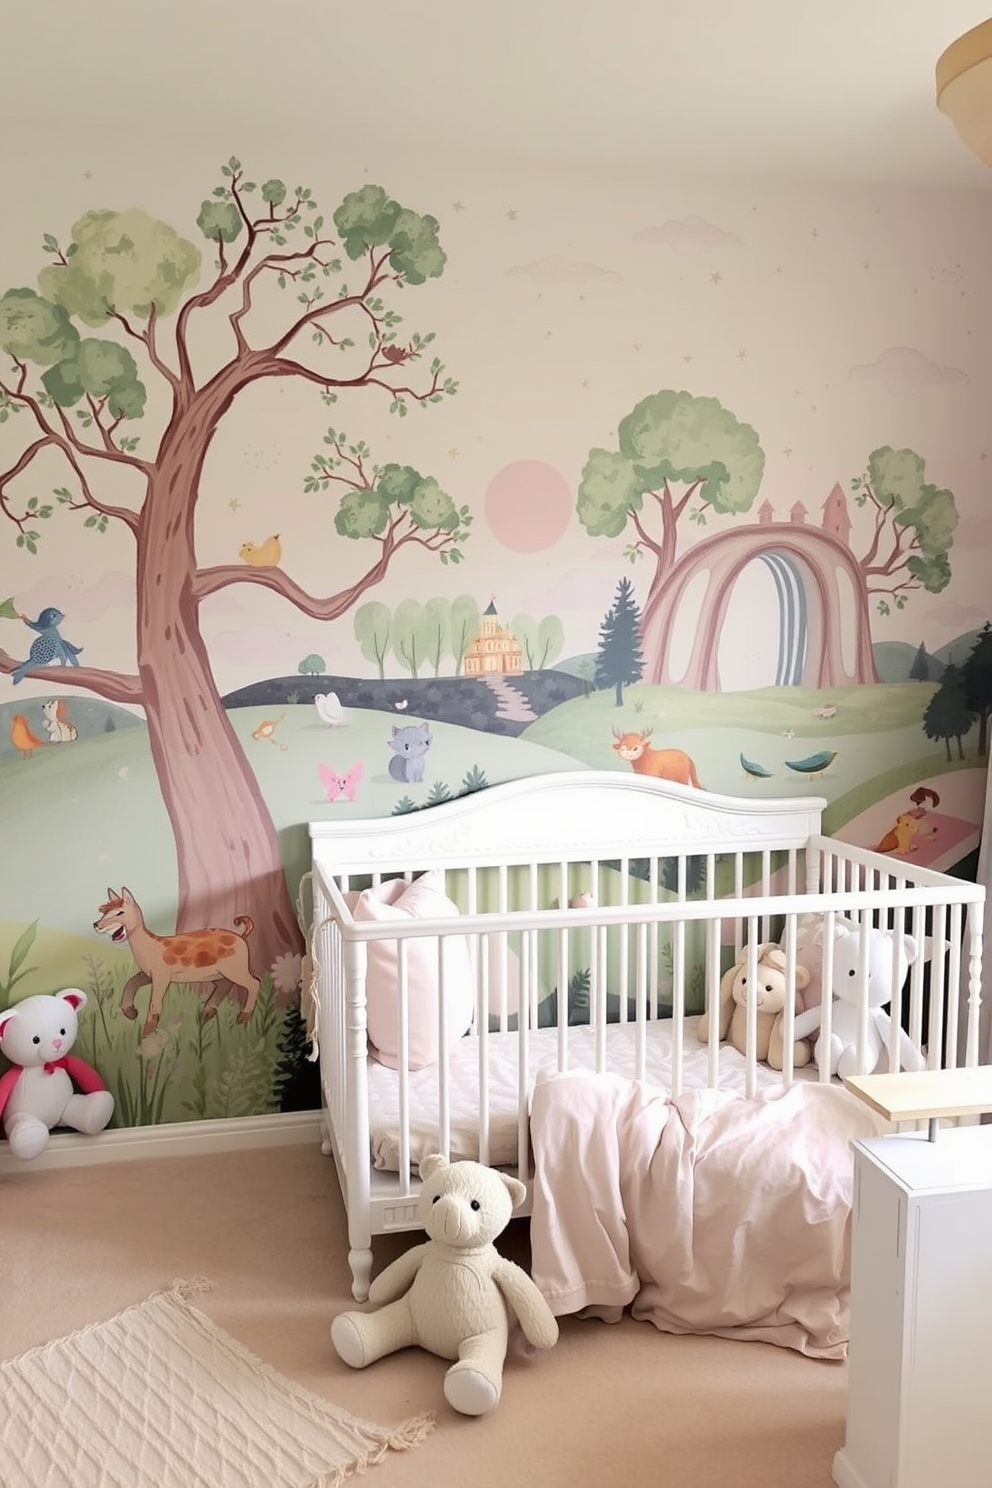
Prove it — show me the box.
[611,728,702,788]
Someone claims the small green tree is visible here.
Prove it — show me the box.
[510,613,565,670]
[595,576,644,705]
[852,448,957,615]
[354,601,392,680]
[297,653,325,676]
[450,594,480,675]
[909,642,930,682]
[923,661,976,761]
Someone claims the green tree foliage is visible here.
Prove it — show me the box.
[577,393,765,611]
[423,597,450,676]
[450,594,480,674]
[38,208,201,324]
[354,600,392,679]
[297,653,325,676]
[853,448,958,616]
[392,597,428,678]
[595,576,644,705]
[962,622,992,757]
[510,613,565,670]
[923,660,976,762]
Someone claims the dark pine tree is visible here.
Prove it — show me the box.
[909,641,930,682]
[923,661,977,762]
[595,576,644,706]
[962,622,992,757]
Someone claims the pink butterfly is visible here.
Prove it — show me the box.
[318,761,364,803]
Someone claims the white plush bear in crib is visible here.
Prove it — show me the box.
[792,922,926,1079]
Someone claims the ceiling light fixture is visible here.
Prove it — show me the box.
[937,18,992,167]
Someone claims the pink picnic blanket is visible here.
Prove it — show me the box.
[529,1071,888,1359]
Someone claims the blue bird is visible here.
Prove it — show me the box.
[11,607,83,684]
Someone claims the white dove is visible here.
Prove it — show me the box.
[314,692,347,727]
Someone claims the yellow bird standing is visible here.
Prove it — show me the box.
[239,534,282,567]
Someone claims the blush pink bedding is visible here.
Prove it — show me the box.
[529,1071,889,1359]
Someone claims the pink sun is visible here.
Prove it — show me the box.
[484,460,573,552]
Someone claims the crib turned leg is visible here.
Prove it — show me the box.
[350,1247,374,1302]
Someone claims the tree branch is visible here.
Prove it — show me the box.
[671,478,704,522]
[267,249,393,358]
[0,414,141,537]
[191,514,452,616]
[111,305,181,396]
[0,650,143,703]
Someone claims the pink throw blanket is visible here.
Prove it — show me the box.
[529,1071,888,1359]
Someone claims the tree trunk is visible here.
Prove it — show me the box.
[135,416,302,994]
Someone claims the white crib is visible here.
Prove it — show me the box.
[306,771,985,1300]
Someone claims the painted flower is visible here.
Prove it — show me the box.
[271,951,302,998]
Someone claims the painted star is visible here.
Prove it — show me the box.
[452,201,465,212]
[682,354,693,363]
[448,447,459,458]
[811,227,819,238]
[783,448,793,458]
[633,342,642,352]
[710,271,723,285]
[228,497,241,512]
[981,452,988,462]
[82,169,93,180]
[506,208,518,221]
[737,349,747,360]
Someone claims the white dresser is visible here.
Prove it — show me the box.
[833,1073,992,1488]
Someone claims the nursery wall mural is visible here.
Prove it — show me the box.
[2,134,991,1134]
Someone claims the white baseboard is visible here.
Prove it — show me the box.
[0,1109,324,1175]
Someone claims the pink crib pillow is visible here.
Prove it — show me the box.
[346,871,474,1070]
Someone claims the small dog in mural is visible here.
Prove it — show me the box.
[388,721,432,783]
[93,886,261,1038]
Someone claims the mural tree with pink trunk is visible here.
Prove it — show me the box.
[577,390,957,689]
[0,159,467,984]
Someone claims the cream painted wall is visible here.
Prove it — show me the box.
[1,129,990,1123]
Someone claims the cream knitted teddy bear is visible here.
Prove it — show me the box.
[331,1154,559,1415]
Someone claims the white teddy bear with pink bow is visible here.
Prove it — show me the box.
[0,989,114,1160]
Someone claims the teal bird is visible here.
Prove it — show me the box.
[740,752,773,779]
[785,749,837,778]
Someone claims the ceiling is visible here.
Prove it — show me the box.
[5,0,992,190]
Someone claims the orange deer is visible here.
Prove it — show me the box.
[611,728,702,788]
[93,886,260,1037]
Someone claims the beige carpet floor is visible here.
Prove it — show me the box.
[0,1138,848,1487]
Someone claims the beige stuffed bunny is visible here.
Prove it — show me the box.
[331,1154,558,1415]
[697,942,812,1070]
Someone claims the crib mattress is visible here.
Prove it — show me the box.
[367,1015,810,1172]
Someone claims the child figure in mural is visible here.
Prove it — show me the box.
[388,723,432,783]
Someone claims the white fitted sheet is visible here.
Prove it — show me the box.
[367,1015,812,1172]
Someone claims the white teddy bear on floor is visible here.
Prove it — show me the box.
[0,989,115,1160]
[331,1154,559,1415]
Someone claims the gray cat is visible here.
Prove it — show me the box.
[388,722,433,783]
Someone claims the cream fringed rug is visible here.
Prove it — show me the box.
[0,1279,434,1488]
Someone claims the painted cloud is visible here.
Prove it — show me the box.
[506,256,621,284]
[848,346,969,393]
[633,215,742,252]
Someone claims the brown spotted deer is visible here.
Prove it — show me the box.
[611,728,702,788]
[93,887,260,1037]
